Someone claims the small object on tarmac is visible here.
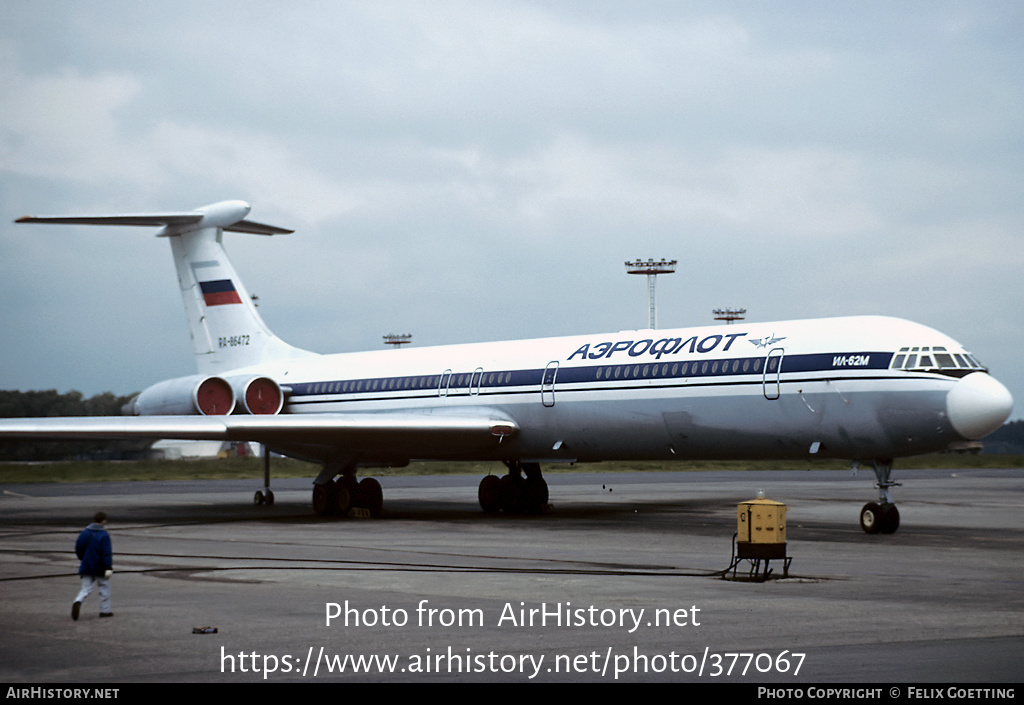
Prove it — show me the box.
[727,494,791,581]
[192,626,218,634]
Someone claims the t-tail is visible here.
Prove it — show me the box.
[161,201,312,375]
[16,201,315,415]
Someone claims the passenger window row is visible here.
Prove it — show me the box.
[299,355,783,399]
[304,371,516,396]
[594,356,767,380]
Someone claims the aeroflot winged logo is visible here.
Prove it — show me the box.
[749,334,786,349]
[199,279,243,306]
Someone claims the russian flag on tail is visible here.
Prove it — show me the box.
[199,279,243,306]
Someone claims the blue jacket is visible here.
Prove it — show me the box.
[75,523,112,577]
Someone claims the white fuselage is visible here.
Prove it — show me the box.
[220,314,1007,466]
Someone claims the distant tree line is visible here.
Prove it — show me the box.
[0,390,149,461]
[982,420,1024,454]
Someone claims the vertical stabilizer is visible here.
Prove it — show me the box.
[168,226,311,374]
[16,200,315,376]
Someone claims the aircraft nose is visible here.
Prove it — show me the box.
[946,372,1014,440]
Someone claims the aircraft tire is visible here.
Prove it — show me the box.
[313,483,338,517]
[499,473,526,514]
[879,503,899,534]
[525,476,549,514]
[358,477,383,517]
[478,475,501,513]
[860,502,882,534]
[254,490,264,506]
[335,483,353,517]
[265,490,275,506]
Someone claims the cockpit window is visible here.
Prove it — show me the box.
[891,346,986,373]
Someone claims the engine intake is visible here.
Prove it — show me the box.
[229,376,284,415]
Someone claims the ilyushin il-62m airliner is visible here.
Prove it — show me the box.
[4,201,1013,534]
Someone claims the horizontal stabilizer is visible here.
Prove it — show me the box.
[15,200,293,235]
[224,219,295,236]
[16,213,203,227]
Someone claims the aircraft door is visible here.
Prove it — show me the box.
[763,348,784,400]
[541,361,558,407]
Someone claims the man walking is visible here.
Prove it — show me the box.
[72,511,113,620]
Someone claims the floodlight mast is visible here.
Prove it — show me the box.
[625,258,677,329]
[713,308,747,325]
[383,333,412,348]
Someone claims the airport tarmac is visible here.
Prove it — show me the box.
[1,468,1021,683]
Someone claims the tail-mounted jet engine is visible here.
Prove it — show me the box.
[124,374,285,416]
[125,375,236,416]
[227,376,285,415]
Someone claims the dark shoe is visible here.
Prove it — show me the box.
[71,601,81,621]
[99,612,114,618]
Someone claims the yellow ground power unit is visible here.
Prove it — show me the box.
[730,493,791,580]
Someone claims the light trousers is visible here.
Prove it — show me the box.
[75,575,111,613]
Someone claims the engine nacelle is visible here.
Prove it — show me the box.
[128,375,236,416]
[226,375,285,415]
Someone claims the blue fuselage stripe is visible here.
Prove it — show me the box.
[286,351,898,404]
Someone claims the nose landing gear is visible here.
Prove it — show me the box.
[860,459,901,534]
[860,501,900,534]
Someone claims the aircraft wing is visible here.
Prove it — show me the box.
[0,409,518,459]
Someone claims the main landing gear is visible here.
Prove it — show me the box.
[478,461,549,515]
[859,459,901,534]
[312,461,384,518]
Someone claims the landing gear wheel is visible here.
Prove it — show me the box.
[860,502,882,534]
[264,489,275,506]
[878,503,900,534]
[357,478,383,517]
[499,473,526,514]
[313,482,338,517]
[524,476,549,514]
[334,482,353,517]
[254,490,265,505]
[478,475,501,513]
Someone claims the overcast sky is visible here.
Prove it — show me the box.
[1,1,1020,419]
